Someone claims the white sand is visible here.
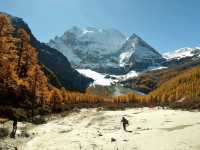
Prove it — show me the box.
[22,108,200,150]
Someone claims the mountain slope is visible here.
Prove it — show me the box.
[48,27,165,74]
[148,65,200,105]
[1,12,93,92]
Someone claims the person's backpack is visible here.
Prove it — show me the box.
[126,119,129,125]
[123,118,128,125]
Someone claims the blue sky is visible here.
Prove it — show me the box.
[0,0,200,53]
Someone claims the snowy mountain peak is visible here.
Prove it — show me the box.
[129,33,140,40]
[67,26,83,36]
[82,27,96,34]
[164,47,200,60]
[48,27,127,71]
[64,26,126,39]
[128,34,158,52]
[85,27,100,32]
[118,34,165,70]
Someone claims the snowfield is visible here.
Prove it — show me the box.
[22,108,200,150]
[76,69,138,86]
[76,67,166,86]
[76,69,115,86]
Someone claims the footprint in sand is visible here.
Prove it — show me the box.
[196,122,200,125]
[140,119,147,123]
[59,129,72,133]
[164,120,172,123]
[132,111,143,114]
[134,132,141,135]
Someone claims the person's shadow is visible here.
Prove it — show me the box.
[125,130,133,133]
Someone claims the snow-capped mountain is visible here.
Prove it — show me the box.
[118,34,165,72]
[164,47,200,60]
[48,27,165,74]
[48,26,126,72]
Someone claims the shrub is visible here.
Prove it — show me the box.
[13,108,27,120]
[33,115,47,125]
[0,127,9,138]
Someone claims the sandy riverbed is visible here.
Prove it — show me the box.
[18,108,200,150]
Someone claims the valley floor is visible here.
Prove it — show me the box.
[21,108,200,150]
[1,108,200,150]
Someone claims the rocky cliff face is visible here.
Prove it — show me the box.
[1,12,93,92]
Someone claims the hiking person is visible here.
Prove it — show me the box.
[10,118,17,138]
[121,117,129,131]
